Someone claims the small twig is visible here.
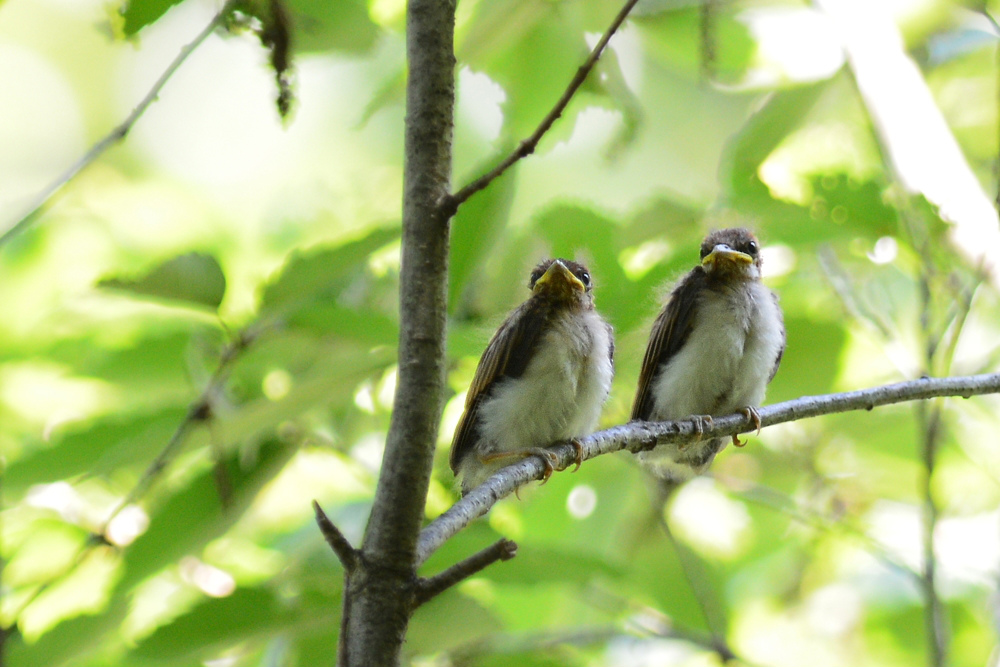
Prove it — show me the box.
[313,501,359,572]
[732,478,922,584]
[99,326,256,535]
[415,372,1000,565]
[437,0,641,219]
[655,497,731,657]
[0,0,239,248]
[700,0,718,82]
[414,538,516,607]
[918,401,947,667]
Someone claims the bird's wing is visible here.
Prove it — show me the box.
[630,270,705,421]
[449,298,552,473]
[768,290,785,382]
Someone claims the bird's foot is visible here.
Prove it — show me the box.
[680,415,713,450]
[521,448,560,483]
[732,406,761,447]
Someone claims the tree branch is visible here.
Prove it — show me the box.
[437,0,641,219]
[313,501,359,572]
[416,372,1000,565]
[341,0,457,663]
[414,538,516,608]
[0,0,239,249]
[99,325,259,535]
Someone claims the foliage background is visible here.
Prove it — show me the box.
[2,0,1000,665]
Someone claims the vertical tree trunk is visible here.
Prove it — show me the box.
[339,0,456,665]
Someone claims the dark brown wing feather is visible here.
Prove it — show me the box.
[449,298,554,473]
[630,269,706,421]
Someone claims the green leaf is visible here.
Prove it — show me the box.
[406,590,503,657]
[120,436,297,591]
[285,0,380,54]
[98,252,226,310]
[287,304,399,346]
[450,154,518,315]
[459,0,590,139]
[260,227,399,316]
[131,586,340,660]
[718,82,828,201]
[767,316,847,403]
[120,0,186,36]
[4,406,189,495]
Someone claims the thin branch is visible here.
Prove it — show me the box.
[313,501,359,572]
[99,326,257,535]
[0,0,239,249]
[730,477,922,584]
[414,538,517,607]
[5,325,262,629]
[437,0,641,219]
[918,401,947,667]
[656,500,732,658]
[416,372,1000,565]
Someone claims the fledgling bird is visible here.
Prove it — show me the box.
[631,227,785,488]
[450,258,615,495]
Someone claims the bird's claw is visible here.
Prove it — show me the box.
[732,407,761,447]
[566,439,584,473]
[524,448,559,484]
[680,415,713,450]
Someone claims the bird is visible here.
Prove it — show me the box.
[450,258,615,495]
[631,227,785,489]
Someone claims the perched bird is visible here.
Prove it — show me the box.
[450,258,615,495]
[631,227,785,488]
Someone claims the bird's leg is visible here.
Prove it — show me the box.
[680,415,713,450]
[732,407,761,447]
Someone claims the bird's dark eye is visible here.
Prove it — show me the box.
[580,271,591,287]
[529,268,544,287]
[745,241,758,255]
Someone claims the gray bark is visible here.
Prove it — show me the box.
[339,0,456,664]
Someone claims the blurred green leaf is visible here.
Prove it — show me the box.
[285,0,379,54]
[98,252,226,310]
[260,227,399,317]
[767,316,847,403]
[132,585,340,660]
[719,82,828,201]
[4,406,188,494]
[450,156,518,315]
[459,0,590,139]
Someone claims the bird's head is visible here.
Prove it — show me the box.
[529,258,593,306]
[700,227,763,281]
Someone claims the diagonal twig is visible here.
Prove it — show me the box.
[415,372,1000,566]
[437,0,642,219]
[0,0,240,249]
[414,538,517,607]
[313,500,359,572]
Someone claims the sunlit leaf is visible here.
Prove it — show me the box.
[98,252,226,310]
[120,0,186,36]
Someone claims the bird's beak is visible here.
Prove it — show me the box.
[702,244,753,270]
[534,260,586,294]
